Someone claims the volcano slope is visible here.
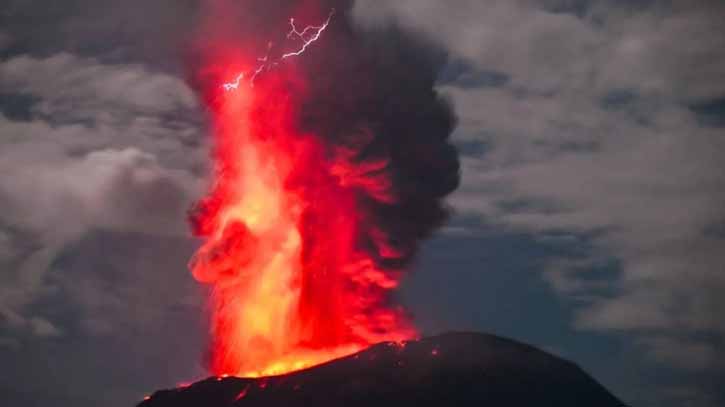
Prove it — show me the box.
[138,332,625,407]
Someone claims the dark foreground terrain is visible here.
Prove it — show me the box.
[138,332,624,407]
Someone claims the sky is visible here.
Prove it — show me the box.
[0,1,723,406]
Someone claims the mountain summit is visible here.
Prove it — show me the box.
[138,332,624,407]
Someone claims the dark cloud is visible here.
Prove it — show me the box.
[0,0,199,69]
[292,8,460,260]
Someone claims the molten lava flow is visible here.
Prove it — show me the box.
[189,13,416,378]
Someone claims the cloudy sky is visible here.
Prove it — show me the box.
[1,1,723,406]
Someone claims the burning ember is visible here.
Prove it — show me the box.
[187,1,459,378]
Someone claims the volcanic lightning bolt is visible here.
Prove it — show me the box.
[188,1,459,380]
[222,10,334,90]
[221,73,244,91]
[281,10,334,58]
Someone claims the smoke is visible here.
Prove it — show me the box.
[186,0,459,376]
[297,6,459,256]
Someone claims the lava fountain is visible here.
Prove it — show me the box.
[187,0,459,378]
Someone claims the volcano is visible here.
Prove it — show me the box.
[137,332,625,407]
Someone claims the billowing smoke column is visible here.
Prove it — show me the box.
[186,0,459,378]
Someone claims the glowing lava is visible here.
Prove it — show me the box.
[189,11,416,378]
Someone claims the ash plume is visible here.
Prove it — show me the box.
[191,0,459,278]
[185,0,460,376]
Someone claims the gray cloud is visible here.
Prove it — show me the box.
[0,52,206,347]
[0,3,210,406]
[0,231,207,407]
[355,0,725,101]
[355,0,725,403]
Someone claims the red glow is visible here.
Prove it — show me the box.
[189,18,416,377]
[235,387,249,400]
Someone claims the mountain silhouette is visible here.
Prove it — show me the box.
[138,332,625,407]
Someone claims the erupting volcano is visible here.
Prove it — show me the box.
[186,0,459,378]
[136,3,626,406]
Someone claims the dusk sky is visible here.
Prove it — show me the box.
[1,1,723,406]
